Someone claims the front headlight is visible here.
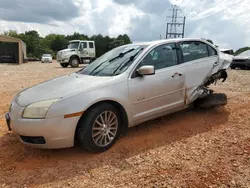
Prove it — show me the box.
[22,99,59,119]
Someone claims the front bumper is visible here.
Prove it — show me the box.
[57,58,69,64]
[7,103,80,149]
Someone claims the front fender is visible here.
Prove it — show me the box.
[46,81,132,125]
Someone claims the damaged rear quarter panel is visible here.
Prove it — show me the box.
[184,52,233,105]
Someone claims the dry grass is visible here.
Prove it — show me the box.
[0,62,249,188]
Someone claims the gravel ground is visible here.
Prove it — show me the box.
[0,62,249,188]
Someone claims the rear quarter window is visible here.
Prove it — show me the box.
[207,45,218,56]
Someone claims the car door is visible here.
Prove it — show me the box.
[178,40,219,104]
[80,42,88,57]
[128,42,186,123]
[88,41,95,57]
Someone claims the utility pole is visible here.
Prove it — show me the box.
[166,5,186,39]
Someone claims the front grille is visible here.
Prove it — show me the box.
[56,52,62,60]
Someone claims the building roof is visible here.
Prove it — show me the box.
[0,35,24,43]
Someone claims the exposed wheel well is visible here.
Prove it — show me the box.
[74,100,129,143]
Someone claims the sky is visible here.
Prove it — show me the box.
[0,0,249,50]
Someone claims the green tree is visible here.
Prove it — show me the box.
[2,30,133,58]
[50,35,68,52]
[234,47,250,56]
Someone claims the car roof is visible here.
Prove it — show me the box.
[130,38,209,47]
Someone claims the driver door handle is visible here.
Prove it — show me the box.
[172,72,183,78]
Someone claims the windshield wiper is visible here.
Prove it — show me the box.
[109,48,135,62]
[88,60,109,75]
[89,49,135,76]
[112,48,144,76]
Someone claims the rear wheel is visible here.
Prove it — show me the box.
[76,103,121,152]
[60,63,69,68]
[69,57,80,68]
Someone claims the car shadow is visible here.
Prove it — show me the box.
[0,106,230,186]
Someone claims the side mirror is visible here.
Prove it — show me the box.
[137,65,155,76]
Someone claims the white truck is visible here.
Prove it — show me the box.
[56,40,96,68]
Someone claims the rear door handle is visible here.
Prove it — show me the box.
[172,72,182,78]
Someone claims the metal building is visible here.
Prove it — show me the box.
[0,35,27,64]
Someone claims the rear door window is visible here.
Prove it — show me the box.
[89,42,94,48]
[179,41,209,62]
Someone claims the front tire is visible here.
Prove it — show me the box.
[60,63,69,68]
[69,57,80,68]
[76,103,121,152]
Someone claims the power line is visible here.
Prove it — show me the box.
[189,0,246,21]
[185,0,214,17]
[186,0,227,19]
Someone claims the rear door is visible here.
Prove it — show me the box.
[178,40,219,104]
[88,41,95,58]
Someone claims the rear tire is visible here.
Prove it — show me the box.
[76,103,122,152]
[60,63,69,68]
[69,57,80,68]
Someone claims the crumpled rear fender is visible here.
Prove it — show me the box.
[184,52,233,105]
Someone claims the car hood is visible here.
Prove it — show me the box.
[15,73,113,107]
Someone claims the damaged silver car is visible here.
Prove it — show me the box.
[6,38,233,152]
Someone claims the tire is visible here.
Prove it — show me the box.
[69,57,80,68]
[60,63,69,68]
[76,103,122,152]
[194,93,227,109]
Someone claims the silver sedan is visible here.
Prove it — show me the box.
[5,38,233,152]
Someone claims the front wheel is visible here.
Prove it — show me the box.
[60,63,69,68]
[76,103,121,152]
[69,57,80,68]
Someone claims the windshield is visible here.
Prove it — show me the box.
[78,44,148,77]
[42,54,51,57]
[68,42,79,49]
[238,50,250,57]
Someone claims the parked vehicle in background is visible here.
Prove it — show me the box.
[41,54,52,63]
[230,50,250,70]
[0,54,15,63]
[56,40,96,68]
[6,38,233,152]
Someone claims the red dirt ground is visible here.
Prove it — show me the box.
[0,62,249,188]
